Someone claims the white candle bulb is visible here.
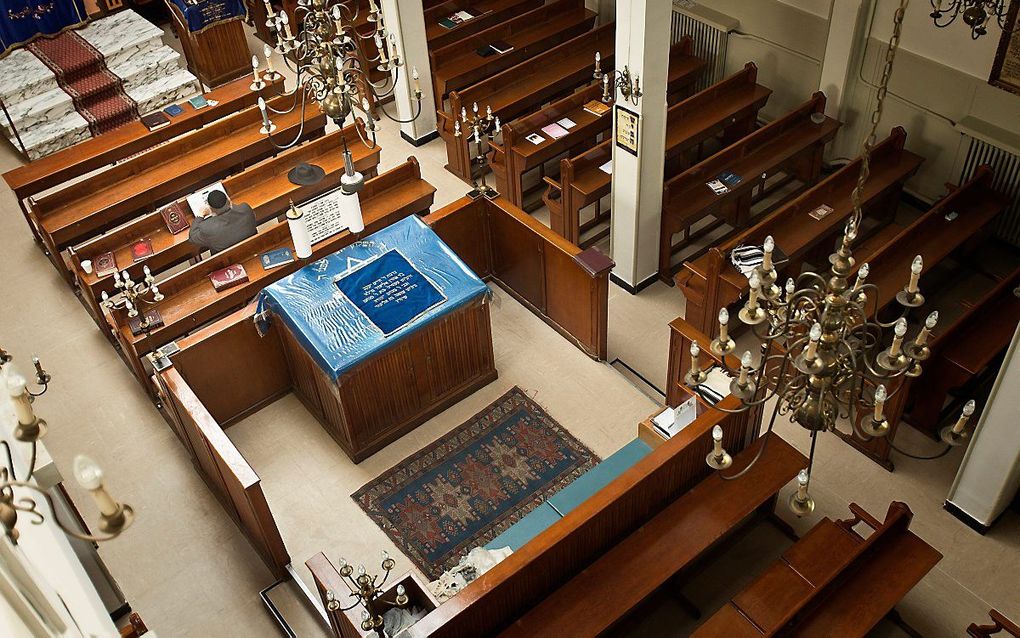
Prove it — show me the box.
[741,351,753,368]
[718,307,730,341]
[873,384,887,421]
[952,399,977,434]
[264,44,275,74]
[7,375,34,426]
[785,277,795,298]
[738,351,753,385]
[381,550,389,562]
[747,272,761,309]
[258,97,270,127]
[362,610,371,622]
[907,255,923,293]
[763,235,775,270]
[473,102,479,115]
[796,468,809,499]
[915,311,938,346]
[712,424,723,456]
[252,55,259,73]
[396,584,406,596]
[357,564,366,576]
[412,66,420,93]
[486,105,492,118]
[461,107,467,122]
[805,322,822,360]
[494,117,501,134]
[854,263,869,293]
[890,318,907,356]
[74,455,120,517]
[690,341,701,375]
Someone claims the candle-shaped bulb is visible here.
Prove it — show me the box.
[740,351,753,369]
[925,311,939,329]
[719,308,729,325]
[712,424,723,442]
[494,116,501,134]
[907,255,923,294]
[486,105,492,118]
[73,455,104,490]
[797,468,809,488]
[338,557,347,568]
[749,271,760,291]
[894,318,907,337]
[805,322,821,361]
[381,550,389,563]
[737,351,752,385]
[809,323,822,342]
[101,291,109,302]
[595,51,601,67]
[461,106,467,122]
[473,102,479,115]
[962,399,976,416]
[252,54,259,72]
[747,272,761,310]
[362,610,371,622]
[785,278,795,295]
[397,583,406,597]
[258,96,267,113]
[763,235,775,270]
[690,341,700,358]
[860,262,870,279]
[873,384,887,421]
[412,67,419,80]
[357,564,366,576]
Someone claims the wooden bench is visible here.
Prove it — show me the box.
[439,22,616,181]
[429,0,597,110]
[674,127,922,337]
[29,95,325,283]
[658,92,840,282]
[542,62,771,246]
[970,610,1020,637]
[69,122,381,331]
[832,166,1012,468]
[900,254,1020,438]
[693,502,941,637]
[1,75,284,239]
[492,37,707,210]
[425,0,544,50]
[107,159,435,388]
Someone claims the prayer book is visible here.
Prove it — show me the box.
[260,248,295,270]
[128,309,164,336]
[209,264,249,291]
[159,201,190,235]
[141,112,170,131]
[583,100,610,116]
[540,123,569,139]
[94,251,118,278]
[130,239,154,262]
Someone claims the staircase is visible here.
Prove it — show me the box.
[0,10,200,160]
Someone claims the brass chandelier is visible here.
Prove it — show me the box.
[930,0,1019,39]
[255,0,425,150]
[688,0,978,515]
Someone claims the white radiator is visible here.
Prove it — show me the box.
[958,135,1020,247]
[670,1,737,91]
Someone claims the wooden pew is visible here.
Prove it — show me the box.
[658,92,841,282]
[107,159,435,388]
[970,610,1020,637]
[492,37,707,209]
[832,167,1011,468]
[425,0,544,50]
[692,502,941,637]
[440,22,616,182]
[675,127,922,337]
[429,0,597,110]
[542,62,771,246]
[903,267,1020,437]
[69,122,381,331]
[1,76,284,238]
[29,95,326,283]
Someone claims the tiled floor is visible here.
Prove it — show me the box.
[0,19,1017,638]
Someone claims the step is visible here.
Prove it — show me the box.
[0,48,61,105]
[128,68,201,116]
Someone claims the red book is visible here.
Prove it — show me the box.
[208,264,249,291]
[159,201,190,234]
[94,251,118,278]
[131,239,154,262]
[128,308,164,336]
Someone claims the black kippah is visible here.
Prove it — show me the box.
[207,190,228,209]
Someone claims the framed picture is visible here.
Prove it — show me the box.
[614,105,639,157]
[989,0,1020,95]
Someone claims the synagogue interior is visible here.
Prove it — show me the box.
[1,0,1019,636]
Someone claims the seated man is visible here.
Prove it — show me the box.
[188,190,257,254]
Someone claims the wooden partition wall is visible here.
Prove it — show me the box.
[154,325,291,578]
[425,195,613,360]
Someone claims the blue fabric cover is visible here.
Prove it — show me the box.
[257,216,488,381]
[547,438,652,516]
[485,502,561,552]
[168,0,246,32]
[0,0,87,54]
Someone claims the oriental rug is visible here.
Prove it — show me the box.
[353,387,599,580]
[28,30,138,136]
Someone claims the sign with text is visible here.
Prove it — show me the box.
[334,250,446,335]
[301,187,348,244]
[614,105,639,157]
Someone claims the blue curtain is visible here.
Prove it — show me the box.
[168,0,246,32]
[0,0,88,55]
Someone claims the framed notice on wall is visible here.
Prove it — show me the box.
[989,0,1020,95]
[615,105,639,157]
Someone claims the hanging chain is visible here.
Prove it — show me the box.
[846,0,909,244]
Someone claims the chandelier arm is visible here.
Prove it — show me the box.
[372,97,424,125]
[2,480,126,542]
[719,398,783,481]
[351,117,379,150]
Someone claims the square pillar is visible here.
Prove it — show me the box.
[379,0,438,145]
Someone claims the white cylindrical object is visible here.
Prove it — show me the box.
[341,191,364,234]
[287,205,312,258]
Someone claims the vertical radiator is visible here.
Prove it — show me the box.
[670,1,737,91]
[958,135,1020,247]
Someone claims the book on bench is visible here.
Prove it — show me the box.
[540,123,569,140]
[128,308,164,336]
[140,112,170,131]
[583,100,610,117]
[159,201,191,235]
[490,40,513,54]
[209,264,249,291]
[94,251,118,278]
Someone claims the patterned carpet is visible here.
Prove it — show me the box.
[353,387,599,580]
[28,30,138,136]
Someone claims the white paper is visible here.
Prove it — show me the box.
[187,181,227,217]
[599,159,612,175]
[526,132,545,145]
[556,117,576,129]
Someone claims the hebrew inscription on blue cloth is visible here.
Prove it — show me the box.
[334,250,446,336]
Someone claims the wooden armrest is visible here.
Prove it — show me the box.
[842,502,883,531]
[542,176,562,191]
[969,609,1020,637]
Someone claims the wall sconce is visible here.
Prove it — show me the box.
[593,52,642,106]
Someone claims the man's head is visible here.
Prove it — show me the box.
[207,190,230,215]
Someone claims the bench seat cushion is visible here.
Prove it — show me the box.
[486,502,562,552]
[548,438,653,516]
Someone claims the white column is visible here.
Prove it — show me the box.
[379,0,438,145]
[817,0,868,118]
[946,324,1020,531]
[608,0,672,290]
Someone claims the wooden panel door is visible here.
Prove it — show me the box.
[490,207,546,312]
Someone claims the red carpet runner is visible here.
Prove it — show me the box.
[28,31,139,136]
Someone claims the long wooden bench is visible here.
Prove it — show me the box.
[424,0,544,49]
[658,92,840,282]
[831,167,1011,468]
[69,122,381,331]
[542,62,771,246]
[1,75,284,236]
[107,159,435,388]
[492,37,707,209]
[675,127,923,337]
[440,22,616,181]
[29,95,325,282]
[693,502,941,637]
[429,0,597,110]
